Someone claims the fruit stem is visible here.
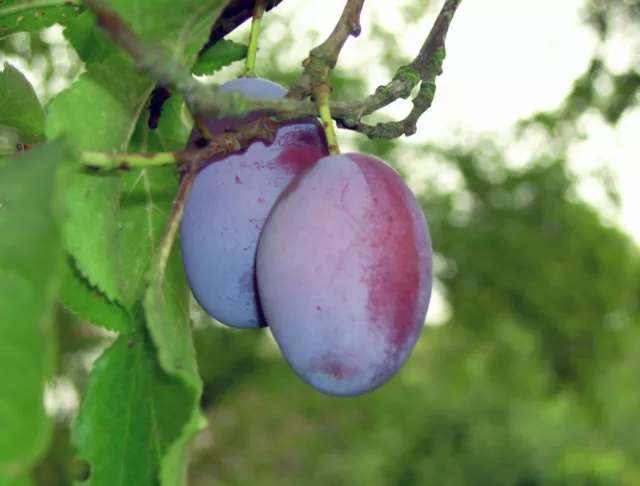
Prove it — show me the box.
[244,0,267,76]
[193,115,213,141]
[314,86,340,154]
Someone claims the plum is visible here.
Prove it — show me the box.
[180,77,329,328]
[256,153,433,396]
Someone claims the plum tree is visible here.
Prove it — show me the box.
[255,152,433,396]
[180,77,329,328]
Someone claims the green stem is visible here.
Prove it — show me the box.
[244,1,266,76]
[315,89,340,154]
[80,150,178,171]
[193,116,213,141]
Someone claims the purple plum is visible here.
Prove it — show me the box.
[256,152,433,396]
[180,77,329,328]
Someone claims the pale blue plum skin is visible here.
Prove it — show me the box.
[179,77,329,329]
[256,153,433,396]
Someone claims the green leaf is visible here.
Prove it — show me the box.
[192,40,248,76]
[0,0,84,39]
[0,62,45,150]
[116,92,190,306]
[58,256,131,333]
[63,11,121,65]
[45,55,154,307]
[105,0,231,67]
[143,206,203,486]
[146,93,193,150]
[134,92,202,486]
[0,140,71,486]
[117,166,178,305]
[72,329,193,486]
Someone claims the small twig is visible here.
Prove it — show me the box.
[337,50,445,138]
[310,0,364,67]
[77,117,280,173]
[82,150,178,171]
[292,0,365,152]
[287,0,365,101]
[177,117,279,175]
[337,0,462,138]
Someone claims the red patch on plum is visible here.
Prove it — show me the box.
[276,145,324,174]
[312,354,359,381]
[349,153,422,359]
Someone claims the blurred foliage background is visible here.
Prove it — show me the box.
[4,0,640,484]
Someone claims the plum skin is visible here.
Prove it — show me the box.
[256,152,433,396]
[179,77,329,328]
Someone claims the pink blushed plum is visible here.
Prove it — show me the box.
[256,152,433,396]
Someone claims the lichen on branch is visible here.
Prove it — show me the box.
[337,0,462,138]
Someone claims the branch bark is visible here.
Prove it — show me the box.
[338,0,461,138]
[287,0,365,100]
[84,0,463,141]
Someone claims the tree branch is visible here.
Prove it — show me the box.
[78,118,279,173]
[287,0,365,100]
[338,0,461,138]
[83,0,463,138]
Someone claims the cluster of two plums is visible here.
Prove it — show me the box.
[179,77,433,397]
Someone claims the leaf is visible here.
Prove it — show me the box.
[117,166,178,305]
[0,0,84,39]
[105,0,231,67]
[69,90,198,486]
[58,256,131,333]
[145,229,205,486]
[0,140,71,486]
[116,92,190,306]
[143,199,204,486]
[72,329,193,486]
[45,55,154,307]
[192,39,248,76]
[63,11,121,65]
[0,62,45,149]
[135,93,203,486]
